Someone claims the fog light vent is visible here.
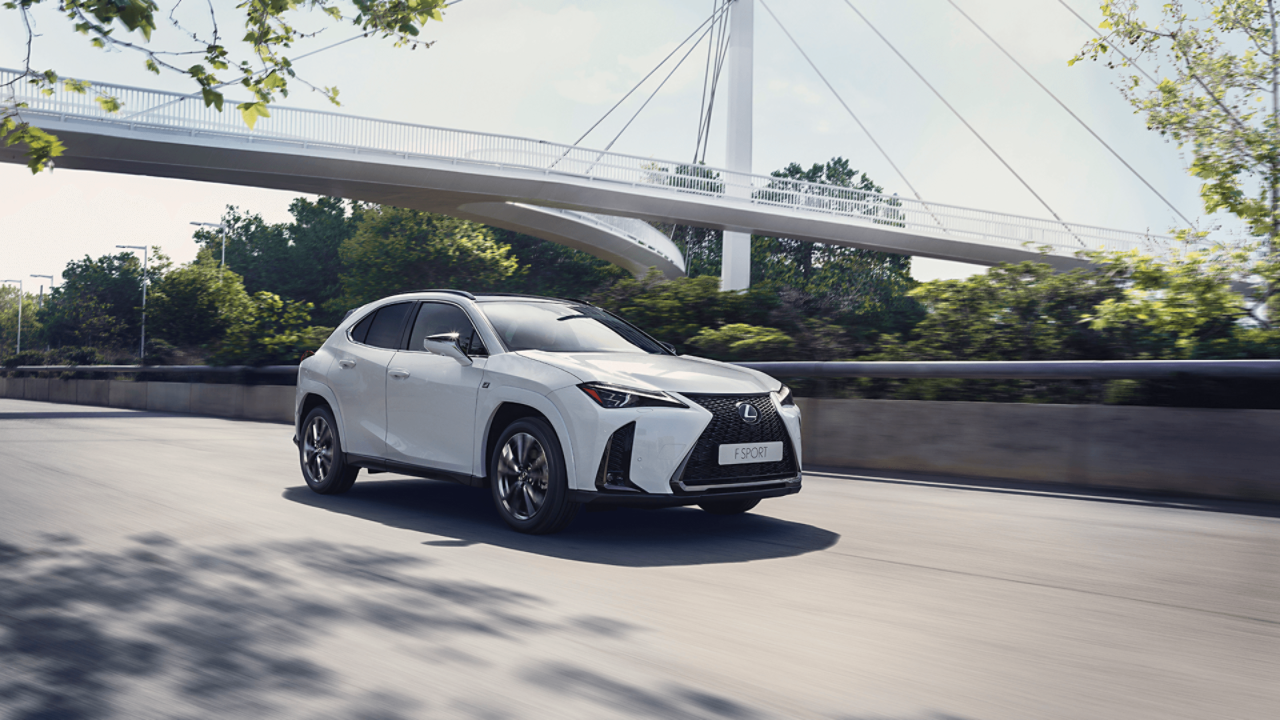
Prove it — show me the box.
[595,422,642,492]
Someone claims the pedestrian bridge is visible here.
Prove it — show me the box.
[1,68,1172,277]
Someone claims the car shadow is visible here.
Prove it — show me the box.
[281,477,839,567]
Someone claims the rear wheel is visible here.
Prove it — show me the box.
[698,498,760,515]
[300,406,358,494]
[490,418,578,534]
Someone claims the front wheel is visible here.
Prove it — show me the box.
[489,418,578,534]
[300,406,358,494]
[698,498,760,515]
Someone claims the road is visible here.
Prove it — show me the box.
[0,397,1277,720]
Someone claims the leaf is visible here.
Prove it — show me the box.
[95,95,123,113]
[201,88,225,112]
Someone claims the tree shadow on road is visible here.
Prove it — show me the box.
[281,478,839,568]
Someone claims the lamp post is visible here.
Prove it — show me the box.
[1,278,22,354]
[30,274,54,309]
[116,245,148,361]
[190,221,228,284]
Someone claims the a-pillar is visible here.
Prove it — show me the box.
[721,0,754,291]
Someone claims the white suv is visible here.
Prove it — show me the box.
[294,291,802,534]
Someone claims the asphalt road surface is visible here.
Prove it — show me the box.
[1,397,1277,720]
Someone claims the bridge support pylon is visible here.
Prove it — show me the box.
[721,0,754,291]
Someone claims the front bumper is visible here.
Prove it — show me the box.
[569,475,802,508]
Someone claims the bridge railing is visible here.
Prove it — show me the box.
[3,68,1176,258]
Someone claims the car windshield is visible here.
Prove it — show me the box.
[480,301,667,354]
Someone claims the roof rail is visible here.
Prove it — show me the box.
[474,292,594,305]
[406,289,477,300]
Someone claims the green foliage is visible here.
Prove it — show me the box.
[1084,244,1280,357]
[148,249,253,348]
[687,324,796,361]
[195,197,355,324]
[1074,1,1280,250]
[41,249,167,350]
[4,0,447,170]
[0,287,41,357]
[590,272,778,355]
[494,228,631,298]
[1,104,66,173]
[331,206,518,311]
[752,158,914,307]
[213,291,331,366]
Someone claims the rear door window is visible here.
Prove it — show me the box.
[362,302,414,349]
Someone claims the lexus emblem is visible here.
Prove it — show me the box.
[736,402,760,425]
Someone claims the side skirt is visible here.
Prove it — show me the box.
[344,453,488,488]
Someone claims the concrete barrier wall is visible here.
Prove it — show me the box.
[1,377,293,425]
[796,397,1280,501]
[3,376,1277,501]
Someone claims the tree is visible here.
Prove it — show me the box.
[590,272,778,355]
[1084,244,1280,358]
[493,228,631,299]
[212,292,330,366]
[1073,1,1280,312]
[0,286,40,357]
[752,158,914,310]
[331,206,518,311]
[41,249,168,350]
[148,249,252,348]
[196,197,356,324]
[1,0,447,171]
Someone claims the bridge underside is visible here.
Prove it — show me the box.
[1,121,1090,276]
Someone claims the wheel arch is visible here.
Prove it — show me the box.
[480,397,576,486]
[296,387,346,452]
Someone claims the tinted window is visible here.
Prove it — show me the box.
[480,302,666,354]
[409,302,487,356]
[364,302,414,349]
[349,311,376,345]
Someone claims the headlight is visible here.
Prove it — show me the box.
[579,382,687,409]
[777,384,795,406]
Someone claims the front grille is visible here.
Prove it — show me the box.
[675,393,797,488]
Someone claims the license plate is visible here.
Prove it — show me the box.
[718,442,783,465]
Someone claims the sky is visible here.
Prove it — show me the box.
[0,0,1224,291]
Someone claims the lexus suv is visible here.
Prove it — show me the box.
[294,290,802,534]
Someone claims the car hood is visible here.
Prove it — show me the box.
[516,351,780,395]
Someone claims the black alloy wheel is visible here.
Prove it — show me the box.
[300,406,359,494]
[489,417,579,534]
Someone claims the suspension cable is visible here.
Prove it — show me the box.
[572,1,732,147]
[695,0,732,163]
[602,9,724,153]
[757,0,927,204]
[948,0,1193,227]
[836,0,1077,237]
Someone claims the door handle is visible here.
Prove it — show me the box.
[338,359,356,369]
[389,369,411,379]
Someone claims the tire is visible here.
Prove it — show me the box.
[698,498,761,515]
[300,406,359,495]
[489,417,579,534]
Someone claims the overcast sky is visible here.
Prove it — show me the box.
[0,0,1223,291]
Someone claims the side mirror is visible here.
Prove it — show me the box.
[660,341,677,355]
[424,332,473,366]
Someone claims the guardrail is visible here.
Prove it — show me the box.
[2,66,1175,259]
[8,365,298,376]
[738,360,1280,379]
[8,360,1280,380]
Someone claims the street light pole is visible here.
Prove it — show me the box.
[190,221,228,284]
[30,274,54,309]
[116,245,148,360]
[2,278,22,354]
